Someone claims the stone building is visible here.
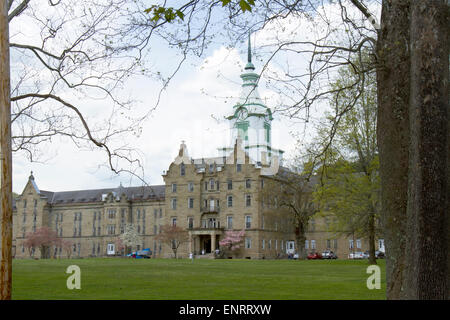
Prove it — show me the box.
[12,39,384,260]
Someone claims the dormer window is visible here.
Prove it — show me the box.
[209,164,214,173]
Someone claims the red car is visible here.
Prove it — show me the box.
[307,252,323,260]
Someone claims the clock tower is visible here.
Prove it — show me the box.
[219,35,284,164]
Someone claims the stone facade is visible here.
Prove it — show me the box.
[11,39,385,260]
[12,143,384,260]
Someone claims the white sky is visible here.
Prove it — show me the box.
[12,45,302,193]
[11,1,381,194]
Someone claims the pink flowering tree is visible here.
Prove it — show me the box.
[219,230,245,256]
[61,239,74,259]
[23,227,59,259]
[115,237,126,256]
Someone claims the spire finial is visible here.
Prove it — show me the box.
[244,33,255,71]
[247,33,252,64]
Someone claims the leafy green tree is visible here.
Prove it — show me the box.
[312,57,380,264]
[261,167,316,260]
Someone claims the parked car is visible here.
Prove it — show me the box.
[361,251,385,259]
[127,248,152,259]
[136,248,152,259]
[322,250,338,259]
[348,251,365,259]
[307,252,323,260]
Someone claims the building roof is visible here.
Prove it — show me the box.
[39,185,165,205]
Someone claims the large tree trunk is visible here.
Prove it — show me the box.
[405,0,449,299]
[368,212,377,265]
[295,224,307,260]
[376,0,411,299]
[0,0,12,301]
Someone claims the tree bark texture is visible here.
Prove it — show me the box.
[0,0,12,301]
[376,0,411,299]
[406,0,449,299]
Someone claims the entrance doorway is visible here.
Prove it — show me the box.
[203,238,211,253]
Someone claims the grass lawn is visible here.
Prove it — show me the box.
[12,258,386,300]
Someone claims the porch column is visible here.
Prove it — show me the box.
[195,236,200,255]
[211,233,216,252]
[189,235,193,254]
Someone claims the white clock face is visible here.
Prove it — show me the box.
[238,109,248,120]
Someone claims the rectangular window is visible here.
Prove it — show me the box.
[245,179,251,188]
[268,239,272,249]
[188,182,194,192]
[227,216,233,229]
[172,183,177,193]
[305,240,309,250]
[210,179,215,190]
[188,217,194,229]
[188,198,194,209]
[310,219,315,232]
[326,239,331,249]
[227,180,232,190]
[246,194,251,207]
[172,217,177,226]
[349,239,354,249]
[171,198,177,210]
[245,215,252,229]
[227,196,233,207]
[311,240,316,249]
[262,239,265,250]
[236,164,242,172]
[356,239,362,249]
[245,237,251,249]
[180,164,185,176]
[209,164,214,173]
[378,239,385,251]
[153,225,157,234]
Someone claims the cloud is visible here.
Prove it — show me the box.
[13,43,298,193]
[13,0,383,193]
